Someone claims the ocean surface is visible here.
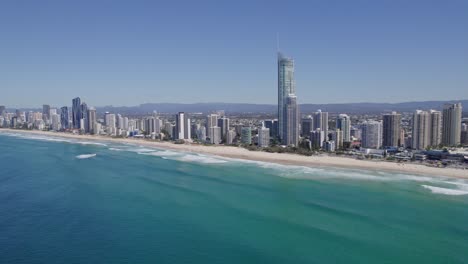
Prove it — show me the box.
[1,131,468,264]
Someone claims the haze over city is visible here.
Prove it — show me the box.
[1,0,467,108]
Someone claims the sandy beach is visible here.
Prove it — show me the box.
[1,128,467,179]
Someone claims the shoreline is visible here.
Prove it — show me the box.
[1,128,467,179]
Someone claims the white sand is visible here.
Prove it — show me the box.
[2,129,467,179]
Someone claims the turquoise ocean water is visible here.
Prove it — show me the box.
[0,131,467,263]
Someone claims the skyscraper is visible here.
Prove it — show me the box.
[175,112,191,140]
[206,113,219,140]
[0,105,5,116]
[442,103,462,146]
[241,127,252,144]
[42,104,50,121]
[217,117,230,140]
[336,114,351,142]
[278,53,295,140]
[313,110,328,136]
[264,119,278,138]
[80,102,88,132]
[283,95,299,146]
[87,108,97,134]
[72,97,81,129]
[258,123,270,147]
[60,106,69,130]
[382,112,401,148]
[429,110,442,147]
[411,110,431,150]
[361,121,382,149]
[301,115,314,137]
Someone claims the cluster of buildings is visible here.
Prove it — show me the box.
[0,52,466,158]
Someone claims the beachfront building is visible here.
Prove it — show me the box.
[60,106,69,130]
[226,129,236,145]
[258,124,270,147]
[310,129,325,149]
[175,112,191,140]
[241,127,252,145]
[217,117,229,140]
[361,120,382,149]
[87,108,97,135]
[264,119,278,138]
[209,126,221,144]
[442,103,462,146]
[283,95,299,146]
[313,110,328,137]
[42,104,50,122]
[411,110,431,150]
[429,110,442,147]
[72,97,81,129]
[301,115,313,138]
[336,114,351,142]
[278,52,296,142]
[382,112,401,148]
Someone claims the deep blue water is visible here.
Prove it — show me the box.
[1,132,468,263]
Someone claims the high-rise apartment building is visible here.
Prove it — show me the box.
[278,53,295,140]
[87,108,97,134]
[60,106,69,130]
[382,112,401,148]
[42,104,50,121]
[313,110,328,136]
[282,96,299,146]
[411,110,431,150]
[301,115,314,137]
[442,103,462,146]
[72,97,81,129]
[361,121,382,149]
[429,110,442,147]
[336,114,351,142]
[258,124,270,147]
[175,112,191,140]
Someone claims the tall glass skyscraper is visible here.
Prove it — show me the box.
[72,97,81,129]
[277,53,296,141]
[60,106,69,130]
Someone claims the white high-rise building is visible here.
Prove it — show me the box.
[175,112,191,140]
[331,129,343,149]
[209,126,221,144]
[226,129,236,145]
[87,108,97,134]
[411,110,431,150]
[51,114,61,131]
[310,129,325,149]
[442,103,462,146]
[106,114,116,135]
[206,114,219,140]
[336,114,351,142]
[258,123,270,147]
[361,120,382,149]
[313,110,328,136]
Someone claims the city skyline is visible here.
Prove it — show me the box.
[1,1,467,107]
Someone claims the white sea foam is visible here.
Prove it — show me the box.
[76,154,97,159]
[138,150,180,157]
[108,147,124,151]
[126,148,156,153]
[421,185,468,196]
[78,141,107,146]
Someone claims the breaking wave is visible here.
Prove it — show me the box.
[76,154,97,159]
[421,185,468,196]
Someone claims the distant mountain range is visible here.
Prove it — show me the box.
[96,100,468,115]
[8,99,468,115]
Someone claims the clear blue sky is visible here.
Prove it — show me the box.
[1,0,467,108]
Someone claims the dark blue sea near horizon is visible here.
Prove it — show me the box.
[0,131,468,264]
